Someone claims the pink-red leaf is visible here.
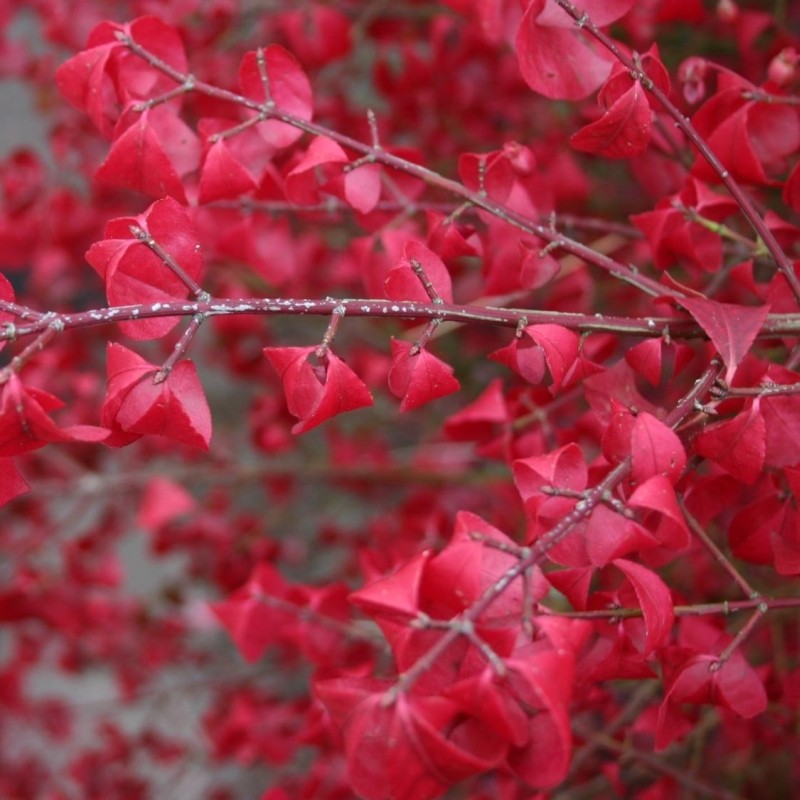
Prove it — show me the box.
[571,82,652,158]
[388,339,460,412]
[264,346,373,434]
[628,476,691,551]
[115,361,212,450]
[0,376,107,457]
[679,297,770,382]
[695,402,766,484]
[342,163,382,214]
[458,151,515,204]
[505,651,574,787]
[513,442,587,501]
[137,477,196,532]
[516,1,628,100]
[55,41,120,136]
[239,46,312,150]
[198,139,258,203]
[211,562,293,662]
[285,136,348,205]
[101,343,211,450]
[85,197,203,339]
[0,273,15,356]
[385,240,453,304]
[631,412,687,484]
[614,558,675,655]
[0,458,29,507]
[345,693,506,800]
[94,108,199,203]
[349,551,430,624]
[525,324,580,393]
[657,652,767,750]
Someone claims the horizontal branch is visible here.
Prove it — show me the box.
[540,595,800,620]
[4,296,800,343]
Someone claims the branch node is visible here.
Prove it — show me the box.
[367,108,380,149]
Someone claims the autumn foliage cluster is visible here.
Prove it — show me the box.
[2,0,800,798]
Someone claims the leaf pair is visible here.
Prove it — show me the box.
[264,346,373,434]
[285,136,382,214]
[0,374,107,457]
[491,324,580,393]
[86,197,203,340]
[101,343,211,449]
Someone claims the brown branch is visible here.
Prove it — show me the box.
[4,296,800,346]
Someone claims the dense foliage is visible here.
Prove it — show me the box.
[1,1,799,797]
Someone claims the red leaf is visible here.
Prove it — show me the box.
[516,1,631,100]
[525,324,580,393]
[614,558,675,655]
[505,651,574,787]
[513,442,587,501]
[625,339,694,387]
[285,136,348,205]
[422,512,533,622]
[784,157,800,212]
[489,335,547,386]
[198,139,258,204]
[101,343,211,450]
[342,163,382,214]
[95,108,199,203]
[628,476,691,551]
[385,240,453,304]
[443,379,509,442]
[601,400,637,465]
[55,40,120,136]
[458,151,515,204]
[695,402,766,484]
[519,238,561,289]
[388,339,460,412]
[239,46,313,150]
[599,46,671,103]
[584,504,658,566]
[657,652,767,749]
[0,458,29,507]
[85,197,203,339]
[264,346,373,434]
[444,667,530,746]
[211,562,294,662]
[113,17,188,98]
[571,82,652,158]
[0,273,15,356]
[56,17,188,136]
[117,361,211,449]
[277,5,352,67]
[728,493,783,566]
[679,297,770,382]
[631,412,687,484]
[547,566,594,610]
[349,550,430,624]
[761,368,800,467]
[0,376,107,457]
[341,692,506,800]
[137,477,196,532]
[691,89,800,186]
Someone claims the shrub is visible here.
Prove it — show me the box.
[1,1,799,797]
